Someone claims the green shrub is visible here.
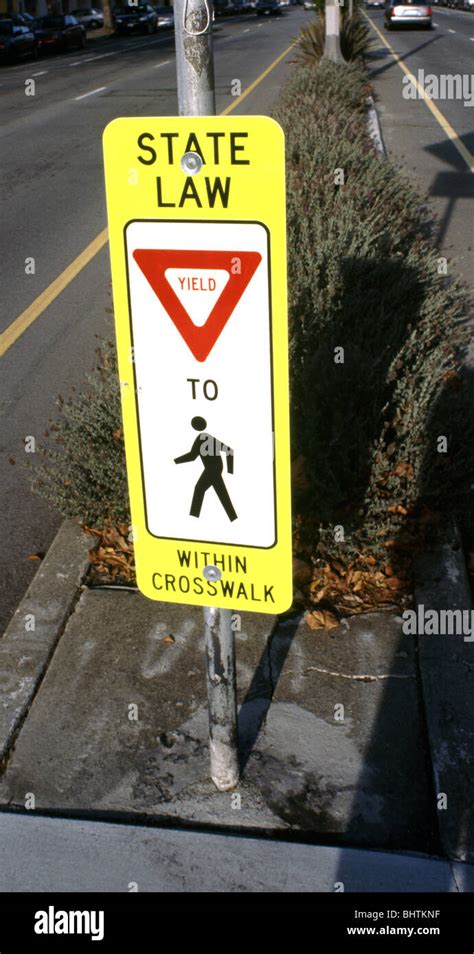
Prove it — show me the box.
[273,61,473,559]
[32,339,129,526]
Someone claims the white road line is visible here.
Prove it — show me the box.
[76,51,120,63]
[152,58,171,68]
[68,36,170,66]
[242,27,250,31]
[32,70,48,77]
[74,85,107,100]
[448,27,456,32]
[69,53,117,66]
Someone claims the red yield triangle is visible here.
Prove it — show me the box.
[132,249,262,362]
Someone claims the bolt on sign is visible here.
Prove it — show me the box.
[102,117,292,613]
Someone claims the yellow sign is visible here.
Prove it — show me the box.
[103,116,292,613]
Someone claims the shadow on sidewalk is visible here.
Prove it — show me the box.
[237,613,301,772]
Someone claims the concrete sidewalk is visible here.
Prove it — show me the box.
[0,521,473,888]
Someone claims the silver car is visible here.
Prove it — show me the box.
[385,0,432,28]
[71,7,104,28]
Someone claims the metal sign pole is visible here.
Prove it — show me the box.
[204,605,240,790]
[174,0,216,116]
[173,0,239,791]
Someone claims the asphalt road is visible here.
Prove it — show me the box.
[365,5,474,267]
[0,9,307,634]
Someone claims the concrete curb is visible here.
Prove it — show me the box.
[0,520,91,768]
[0,810,470,892]
[367,94,386,156]
[414,526,474,864]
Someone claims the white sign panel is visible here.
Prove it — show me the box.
[125,219,275,549]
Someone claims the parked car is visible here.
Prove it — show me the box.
[34,14,86,52]
[0,18,37,62]
[230,0,255,10]
[114,4,158,33]
[15,11,38,25]
[153,5,174,27]
[71,8,104,29]
[366,0,384,7]
[256,0,282,13]
[385,0,432,28]
[213,0,236,13]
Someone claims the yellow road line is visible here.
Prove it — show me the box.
[0,228,109,358]
[221,39,296,115]
[365,12,474,173]
[1,39,297,359]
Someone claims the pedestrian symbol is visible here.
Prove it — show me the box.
[174,416,237,521]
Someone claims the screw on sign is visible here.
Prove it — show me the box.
[103,108,291,791]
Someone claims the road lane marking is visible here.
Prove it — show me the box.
[69,35,171,66]
[365,12,474,174]
[243,27,250,31]
[0,38,296,357]
[79,51,121,62]
[32,70,48,77]
[70,51,121,65]
[448,27,456,32]
[221,38,296,114]
[74,86,107,100]
[152,59,171,68]
[0,229,108,358]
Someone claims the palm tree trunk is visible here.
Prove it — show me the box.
[102,0,114,32]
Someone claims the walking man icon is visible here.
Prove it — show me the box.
[174,417,238,522]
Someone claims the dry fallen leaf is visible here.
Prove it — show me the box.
[306,609,339,631]
[385,576,403,590]
[391,462,414,479]
[162,634,176,644]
